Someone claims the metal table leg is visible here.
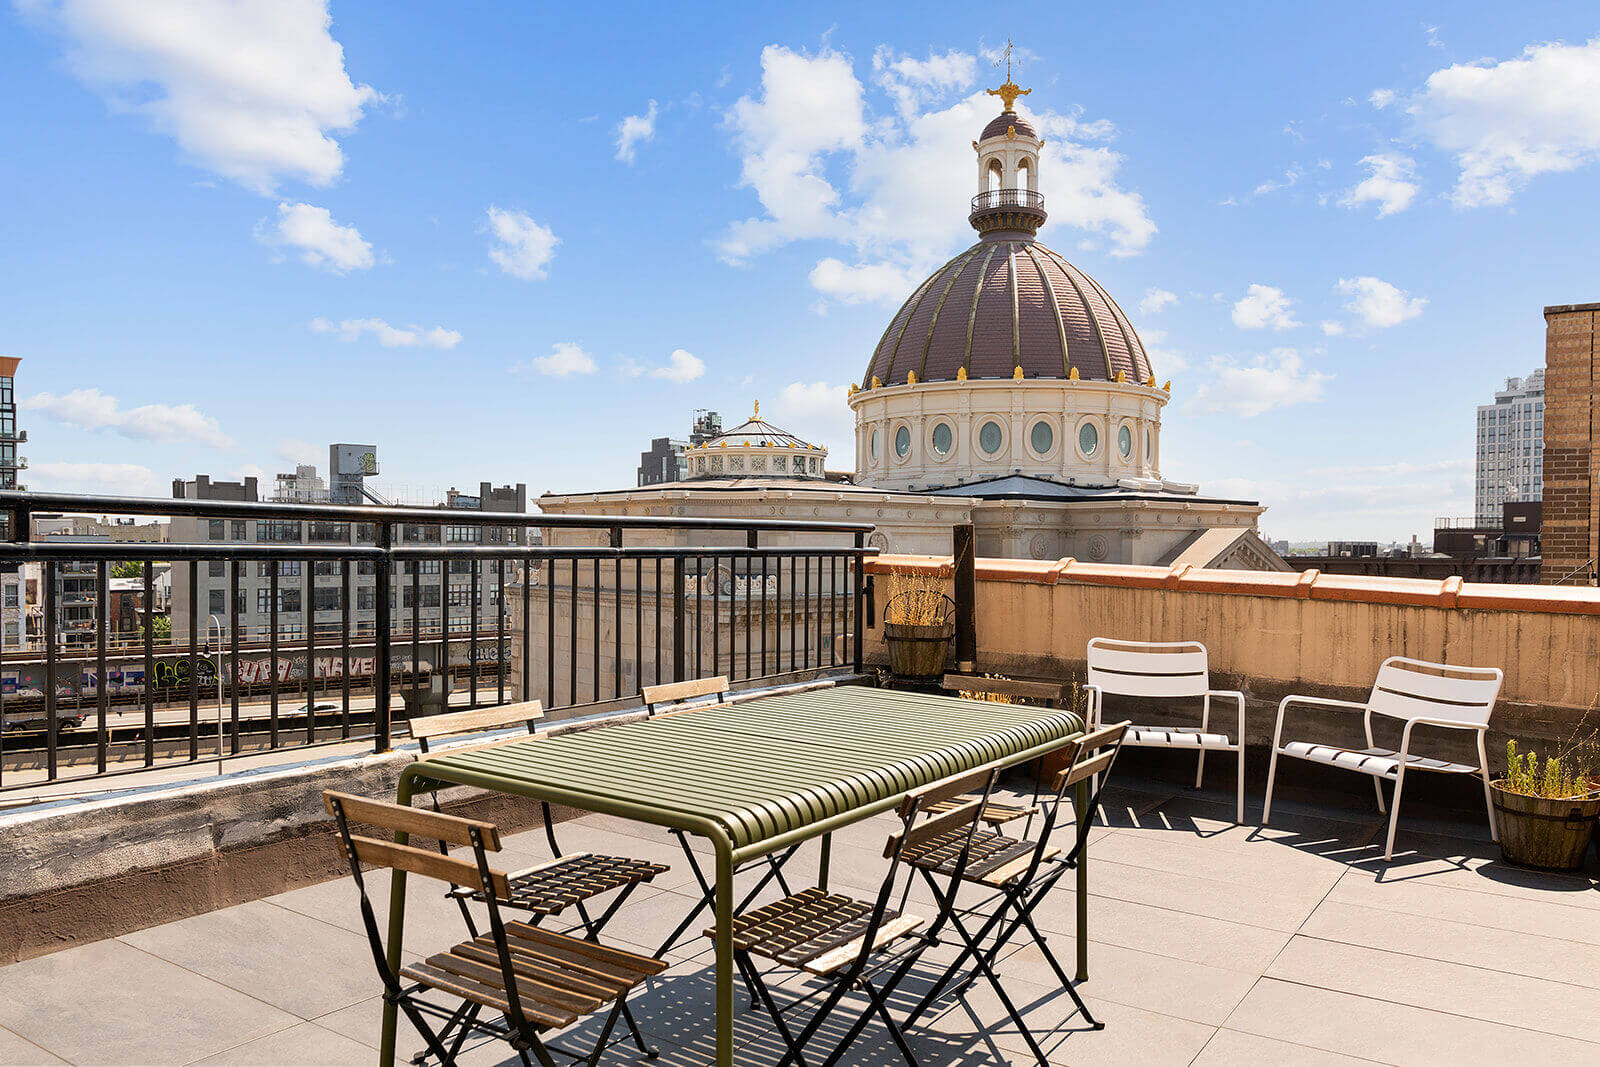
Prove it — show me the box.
[714,840,734,1067]
[379,767,420,1067]
[1075,777,1089,982]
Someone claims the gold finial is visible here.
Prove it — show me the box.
[1145,374,1156,387]
[1069,366,1079,380]
[752,399,759,419]
[871,375,882,389]
[1115,370,1127,384]
[906,370,917,385]
[1013,364,1024,381]
[956,366,968,381]
[986,38,1030,112]
[848,382,859,397]
[1163,379,1172,393]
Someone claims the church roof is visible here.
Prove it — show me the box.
[922,474,1257,506]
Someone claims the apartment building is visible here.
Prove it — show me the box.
[1476,370,1545,524]
[169,471,530,642]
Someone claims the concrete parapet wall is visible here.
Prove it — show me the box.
[865,555,1600,756]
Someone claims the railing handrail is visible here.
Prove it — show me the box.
[0,490,875,535]
[0,542,879,562]
[971,188,1046,212]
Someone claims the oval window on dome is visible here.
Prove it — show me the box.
[931,422,953,456]
[894,425,911,458]
[1145,427,1154,462]
[1078,422,1098,457]
[870,429,879,461]
[1118,424,1132,459]
[978,420,1003,456]
[1029,420,1054,456]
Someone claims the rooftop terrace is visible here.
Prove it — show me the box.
[2,768,1595,1065]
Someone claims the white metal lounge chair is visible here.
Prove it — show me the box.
[1084,638,1246,822]
[1263,656,1503,860]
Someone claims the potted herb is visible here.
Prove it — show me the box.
[1491,732,1600,871]
[880,571,955,682]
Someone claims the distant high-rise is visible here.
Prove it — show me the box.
[0,356,25,490]
[1475,370,1544,524]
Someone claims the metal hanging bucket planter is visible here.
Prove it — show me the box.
[881,591,956,681]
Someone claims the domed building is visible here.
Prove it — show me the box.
[844,77,1286,569]
[682,404,829,480]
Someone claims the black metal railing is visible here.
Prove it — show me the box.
[970,188,1046,213]
[0,491,874,794]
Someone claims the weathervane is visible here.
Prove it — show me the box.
[986,38,1030,112]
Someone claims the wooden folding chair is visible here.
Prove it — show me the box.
[706,764,1003,1066]
[323,791,665,1066]
[409,702,669,941]
[901,723,1130,1064]
[934,674,1071,827]
[640,676,804,963]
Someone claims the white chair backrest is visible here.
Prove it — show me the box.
[1085,638,1211,699]
[1366,657,1502,727]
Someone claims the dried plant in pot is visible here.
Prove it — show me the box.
[880,571,955,682]
[1490,725,1600,871]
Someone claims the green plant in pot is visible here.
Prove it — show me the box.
[1490,727,1600,871]
[879,570,956,682]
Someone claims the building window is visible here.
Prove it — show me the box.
[809,457,819,473]
[931,422,953,457]
[206,561,224,578]
[449,560,474,575]
[232,521,247,540]
[773,455,787,472]
[307,521,349,542]
[978,420,1003,456]
[711,456,723,472]
[403,585,441,609]
[404,560,442,575]
[870,429,879,461]
[752,456,766,471]
[1145,427,1154,463]
[2,586,16,609]
[257,520,301,543]
[402,525,441,543]
[1030,420,1055,457]
[313,587,342,612]
[1074,422,1096,457]
[448,587,473,608]
[208,519,225,540]
[894,426,911,458]
[1118,424,1132,459]
[313,561,341,576]
[446,526,479,543]
[730,455,744,472]
[209,590,225,615]
[357,587,377,611]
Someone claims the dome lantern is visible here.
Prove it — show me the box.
[970,44,1046,239]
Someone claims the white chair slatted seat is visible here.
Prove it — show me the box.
[1085,638,1246,822]
[1264,656,1503,860]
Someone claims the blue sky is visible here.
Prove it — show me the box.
[3,1,1599,541]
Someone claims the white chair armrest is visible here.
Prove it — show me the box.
[1208,690,1246,743]
[1272,694,1369,751]
[1081,684,1101,727]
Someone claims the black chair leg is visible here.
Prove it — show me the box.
[739,951,810,1067]
[583,999,625,1067]
[396,997,457,1067]
[621,997,660,1059]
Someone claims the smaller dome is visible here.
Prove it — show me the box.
[980,110,1036,141]
[706,416,812,449]
[683,408,827,480]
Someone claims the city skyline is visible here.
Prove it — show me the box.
[4,3,1600,540]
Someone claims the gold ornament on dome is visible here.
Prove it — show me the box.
[1069,366,1079,380]
[1115,370,1127,383]
[848,383,859,396]
[1013,365,1024,381]
[752,400,760,419]
[986,40,1030,112]
[956,366,967,381]
[906,370,917,385]
[1163,380,1172,392]
[871,375,882,389]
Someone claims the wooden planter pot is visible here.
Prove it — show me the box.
[882,620,955,681]
[1490,782,1600,871]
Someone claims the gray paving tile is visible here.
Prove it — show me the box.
[0,1026,65,1066]
[1268,935,1600,1043]
[1056,895,1293,975]
[1226,977,1600,1065]
[1088,827,1348,897]
[122,899,380,1020]
[1189,1027,1384,1066]
[187,1021,372,1065]
[995,939,1257,1026]
[1087,857,1322,932]
[1301,898,1600,989]
[1328,866,1600,945]
[0,939,298,1065]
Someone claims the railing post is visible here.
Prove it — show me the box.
[373,521,393,753]
[671,555,686,683]
[852,531,865,675]
[953,523,976,672]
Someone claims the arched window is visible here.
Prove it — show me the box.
[1017,156,1034,194]
[986,158,1003,193]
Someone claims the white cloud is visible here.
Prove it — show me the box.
[309,317,460,348]
[485,206,559,280]
[808,258,921,306]
[30,460,163,497]
[1192,348,1330,417]
[1139,288,1177,315]
[1321,320,1345,336]
[1369,88,1397,109]
[650,349,705,383]
[21,0,379,195]
[1231,284,1300,330]
[23,387,233,448]
[259,202,373,272]
[275,438,322,466]
[1138,327,1187,375]
[773,380,853,453]
[1408,37,1600,207]
[1252,164,1303,197]
[717,46,1155,308]
[1339,153,1419,216]
[1336,276,1427,327]
[515,342,596,378]
[614,99,658,164]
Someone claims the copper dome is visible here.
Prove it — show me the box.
[980,111,1036,140]
[862,240,1152,386]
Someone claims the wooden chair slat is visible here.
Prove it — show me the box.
[507,921,669,978]
[430,949,603,1017]
[408,700,544,742]
[1056,749,1116,789]
[642,675,729,707]
[401,960,517,1018]
[889,799,983,857]
[346,834,511,898]
[451,943,620,1009]
[324,790,502,850]
[942,674,1067,703]
[801,915,925,975]
[900,765,996,817]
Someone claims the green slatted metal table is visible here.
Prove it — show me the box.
[379,685,1084,1067]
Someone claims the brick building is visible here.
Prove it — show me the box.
[1541,303,1600,585]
